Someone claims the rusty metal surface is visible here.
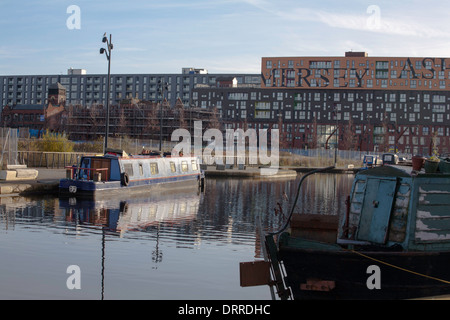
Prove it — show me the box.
[239,260,271,287]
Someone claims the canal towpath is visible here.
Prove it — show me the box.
[0,168,65,196]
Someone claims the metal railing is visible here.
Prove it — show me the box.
[65,166,109,181]
[18,151,98,168]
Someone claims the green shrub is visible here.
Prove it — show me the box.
[73,137,103,153]
[34,130,74,152]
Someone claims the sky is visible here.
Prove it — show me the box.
[1,0,450,75]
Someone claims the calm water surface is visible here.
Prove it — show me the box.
[0,173,353,300]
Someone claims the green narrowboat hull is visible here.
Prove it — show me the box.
[265,165,450,300]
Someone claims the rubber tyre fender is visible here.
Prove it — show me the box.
[121,172,130,186]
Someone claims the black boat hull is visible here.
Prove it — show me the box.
[279,246,450,300]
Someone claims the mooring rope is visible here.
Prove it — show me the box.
[348,249,450,285]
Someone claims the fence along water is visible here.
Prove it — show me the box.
[13,130,396,169]
[17,149,366,169]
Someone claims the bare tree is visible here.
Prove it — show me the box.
[277,114,289,149]
[174,98,187,130]
[341,117,357,150]
[308,117,318,149]
[380,111,390,152]
[118,106,128,136]
[207,107,221,130]
[87,104,102,138]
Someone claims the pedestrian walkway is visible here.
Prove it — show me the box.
[0,168,65,196]
[204,166,298,179]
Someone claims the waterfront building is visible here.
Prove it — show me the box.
[1,80,220,143]
[0,68,260,108]
[0,83,67,135]
[260,51,449,91]
[0,67,259,143]
[2,52,450,156]
[193,52,450,155]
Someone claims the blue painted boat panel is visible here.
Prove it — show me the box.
[357,177,397,244]
[340,166,450,251]
[110,159,121,180]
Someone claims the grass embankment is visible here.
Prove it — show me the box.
[279,151,362,168]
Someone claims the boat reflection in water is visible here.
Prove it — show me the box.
[59,189,202,299]
[59,190,202,237]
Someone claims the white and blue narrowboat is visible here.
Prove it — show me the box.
[59,149,204,198]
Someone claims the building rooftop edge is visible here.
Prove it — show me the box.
[261,54,450,59]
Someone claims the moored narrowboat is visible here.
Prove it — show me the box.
[263,164,450,300]
[59,149,204,198]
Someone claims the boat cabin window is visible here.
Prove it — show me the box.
[170,161,176,173]
[138,163,144,176]
[181,161,188,172]
[79,158,90,179]
[150,163,159,175]
[124,163,134,177]
[191,160,198,171]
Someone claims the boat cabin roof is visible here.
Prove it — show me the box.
[358,165,412,177]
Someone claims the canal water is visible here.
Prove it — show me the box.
[0,173,354,300]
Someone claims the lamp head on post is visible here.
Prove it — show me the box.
[100,33,113,60]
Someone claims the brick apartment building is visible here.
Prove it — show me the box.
[0,83,67,135]
[193,52,450,155]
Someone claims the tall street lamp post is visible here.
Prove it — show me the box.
[158,80,168,152]
[100,33,113,153]
[334,104,339,167]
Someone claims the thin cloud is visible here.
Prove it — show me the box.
[316,10,450,38]
[118,47,148,53]
[241,0,450,38]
